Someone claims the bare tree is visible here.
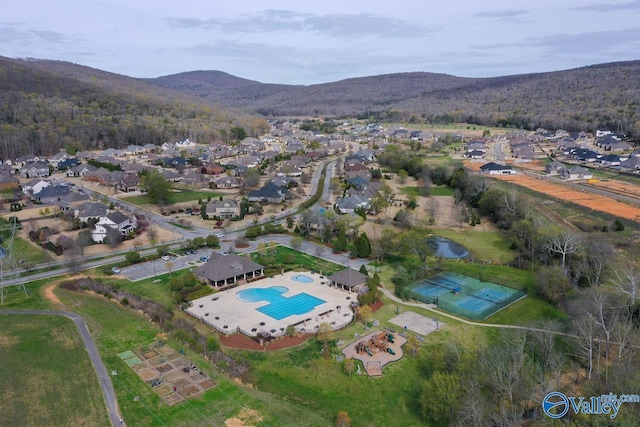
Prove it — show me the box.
[64,249,83,273]
[610,261,640,307]
[580,237,615,286]
[75,229,92,257]
[545,229,582,270]
[571,312,597,380]
[105,227,123,249]
[426,198,437,222]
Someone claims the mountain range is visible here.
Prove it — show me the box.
[0,56,639,159]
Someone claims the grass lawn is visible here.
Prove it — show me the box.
[2,278,335,426]
[108,273,175,307]
[399,185,454,198]
[0,315,110,426]
[252,245,345,276]
[122,190,221,207]
[433,228,514,264]
[12,237,52,264]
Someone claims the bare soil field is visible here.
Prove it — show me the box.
[494,174,640,222]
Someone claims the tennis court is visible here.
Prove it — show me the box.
[405,271,526,319]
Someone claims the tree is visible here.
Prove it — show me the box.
[405,334,421,358]
[609,261,640,308]
[64,250,83,273]
[335,410,351,427]
[243,168,260,188]
[75,229,92,257]
[125,251,142,264]
[544,228,582,270]
[317,322,334,359]
[535,265,572,305]
[580,237,614,286]
[343,358,355,378]
[354,232,371,258]
[420,371,462,425]
[165,261,174,277]
[105,227,123,249]
[205,234,220,248]
[357,305,373,327]
[290,236,303,252]
[141,171,173,206]
[229,126,247,142]
[399,229,432,262]
[397,169,408,184]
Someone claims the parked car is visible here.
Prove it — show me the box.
[111,267,121,274]
[161,255,170,261]
[199,256,210,262]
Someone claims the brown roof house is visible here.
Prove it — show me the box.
[193,253,264,287]
[328,268,367,292]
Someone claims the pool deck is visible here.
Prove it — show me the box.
[186,271,355,337]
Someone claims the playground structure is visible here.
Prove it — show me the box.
[355,331,395,357]
[343,330,408,377]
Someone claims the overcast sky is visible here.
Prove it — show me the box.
[2,1,640,84]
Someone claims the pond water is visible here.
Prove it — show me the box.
[427,237,470,259]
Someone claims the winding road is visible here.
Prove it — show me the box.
[0,310,123,426]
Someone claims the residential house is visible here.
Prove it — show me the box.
[560,166,593,180]
[479,162,516,175]
[201,162,225,176]
[597,154,623,167]
[117,174,141,192]
[181,170,209,187]
[545,160,565,175]
[193,252,264,287]
[54,191,90,212]
[0,174,19,191]
[92,211,137,243]
[334,195,370,214]
[213,176,241,189]
[20,161,50,178]
[21,178,50,196]
[247,182,289,203]
[57,158,81,171]
[66,163,98,177]
[74,202,109,223]
[347,175,369,191]
[32,184,70,203]
[620,157,640,171]
[205,199,240,219]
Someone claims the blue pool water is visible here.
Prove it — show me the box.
[236,286,325,320]
[292,274,313,283]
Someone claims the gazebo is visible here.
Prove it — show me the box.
[327,268,367,292]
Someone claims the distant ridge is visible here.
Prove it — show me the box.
[145,61,640,136]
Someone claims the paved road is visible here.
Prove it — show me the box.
[0,310,123,426]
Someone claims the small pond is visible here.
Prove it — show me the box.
[427,237,470,259]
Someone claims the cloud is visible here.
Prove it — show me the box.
[573,0,640,12]
[31,30,70,43]
[0,23,32,42]
[0,22,71,44]
[473,9,529,18]
[167,10,433,39]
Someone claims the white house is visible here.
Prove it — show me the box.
[92,211,137,243]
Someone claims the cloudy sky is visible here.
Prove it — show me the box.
[2,1,640,84]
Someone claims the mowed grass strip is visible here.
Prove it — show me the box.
[0,315,110,427]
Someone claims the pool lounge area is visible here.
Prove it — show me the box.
[186,271,356,337]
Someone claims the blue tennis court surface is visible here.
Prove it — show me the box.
[405,272,527,319]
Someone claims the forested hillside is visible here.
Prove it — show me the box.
[0,57,269,159]
[149,61,640,136]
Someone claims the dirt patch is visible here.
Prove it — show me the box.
[43,284,61,304]
[225,408,263,427]
[0,335,17,349]
[156,363,173,373]
[141,350,158,360]
[138,368,160,381]
[219,332,313,351]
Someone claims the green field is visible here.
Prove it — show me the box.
[0,315,110,426]
[433,229,514,264]
[252,245,346,276]
[122,190,222,206]
[400,185,455,197]
[12,237,53,264]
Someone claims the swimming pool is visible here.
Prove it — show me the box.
[292,274,313,283]
[236,286,326,320]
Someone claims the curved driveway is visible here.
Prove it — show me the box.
[0,310,122,426]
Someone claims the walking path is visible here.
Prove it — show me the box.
[0,310,123,427]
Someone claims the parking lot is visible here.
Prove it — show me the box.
[117,251,213,282]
